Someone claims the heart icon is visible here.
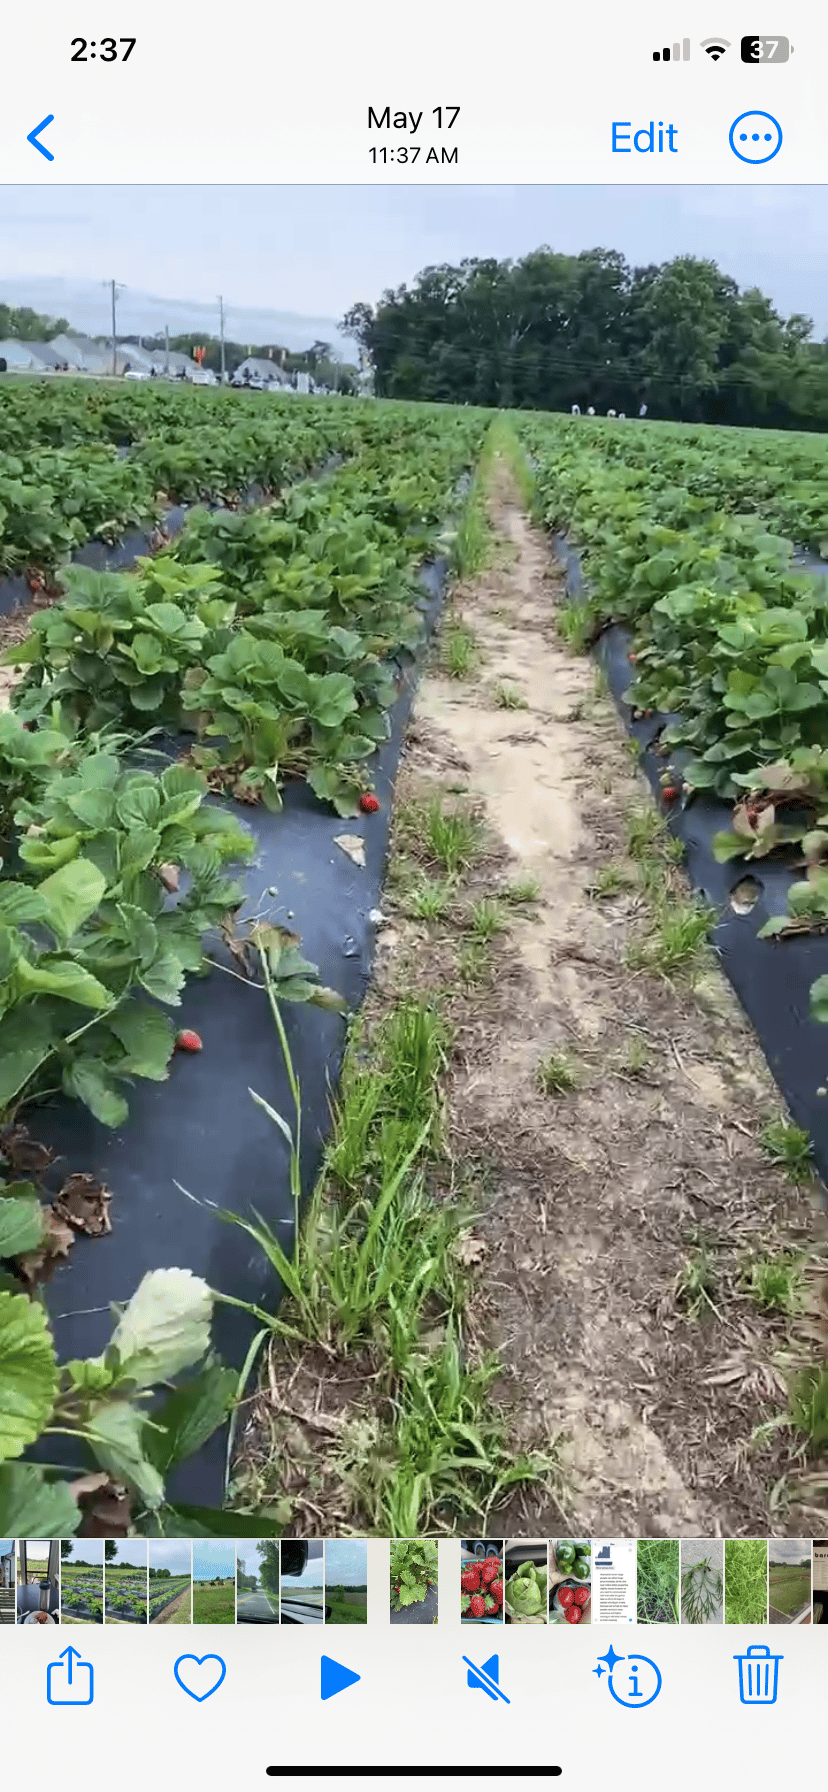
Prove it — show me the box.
[174,1654,227,1701]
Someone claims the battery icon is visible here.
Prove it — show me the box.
[741,35,792,61]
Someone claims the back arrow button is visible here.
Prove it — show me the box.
[28,115,55,161]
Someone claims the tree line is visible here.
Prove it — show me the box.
[0,304,70,342]
[342,247,828,429]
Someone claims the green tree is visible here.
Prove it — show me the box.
[256,1540,280,1598]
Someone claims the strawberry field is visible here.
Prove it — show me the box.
[61,1563,103,1623]
[149,1575,192,1622]
[105,1565,148,1623]
[2,383,828,1541]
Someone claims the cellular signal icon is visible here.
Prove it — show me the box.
[653,37,690,60]
[701,37,730,59]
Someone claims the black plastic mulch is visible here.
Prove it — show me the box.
[390,1585,439,1625]
[554,533,828,1185]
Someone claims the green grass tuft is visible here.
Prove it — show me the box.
[536,1051,579,1095]
[761,1118,814,1183]
[637,1539,679,1624]
[724,1540,767,1624]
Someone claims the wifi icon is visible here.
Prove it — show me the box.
[701,37,730,59]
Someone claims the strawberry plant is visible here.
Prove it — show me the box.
[390,1538,437,1610]
[0,728,254,1126]
[0,1256,252,1537]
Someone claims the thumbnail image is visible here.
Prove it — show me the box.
[637,1539,679,1624]
[768,1540,811,1624]
[680,1540,723,1624]
[281,1540,325,1624]
[15,1541,60,1627]
[725,1540,768,1625]
[461,1540,504,1624]
[813,1542,828,1624]
[192,1541,236,1623]
[390,1540,437,1625]
[1,1541,15,1625]
[61,1539,104,1624]
[325,1540,368,1624]
[105,1540,147,1624]
[236,1542,280,1623]
[502,1541,545,1625]
[16,1539,60,1624]
[590,1540,636,1623]
[148,1540,192,1624]
[549,1539,591,1626]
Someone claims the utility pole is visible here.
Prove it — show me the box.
[106,279,125,376]
[218,295,226,385]
[165,325,170,377]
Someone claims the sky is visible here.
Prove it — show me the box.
[283,1541,324,1588]
[148,1540,192,1576]
[325,1541,368,1586]
[64,1540,103,1566]
[0,1540,13,1557]
[0,185,825,349]
[769,1539,812,1565]
[109,1542,147,1567]
[193,1541,235,1581]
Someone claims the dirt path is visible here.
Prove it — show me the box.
[376,461,826,1537]
[150,1587,191,1624]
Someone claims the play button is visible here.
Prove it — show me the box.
[320,1655,361,1701]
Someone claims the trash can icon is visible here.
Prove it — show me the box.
[734,1644,782,1706]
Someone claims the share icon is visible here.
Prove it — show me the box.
[463,1654,511,1703]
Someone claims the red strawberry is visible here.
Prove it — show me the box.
[175,1029,203,1053]
[461,1568,480,1593]
[557,1586,575,1608]
[662,786,679,803]
[480,1559,499,1585]
[490,1579,504,1605]
[359,793,380,813]
[484,1594,498,1615]
[564,1603,582,1624]
[469,1594,486,1618]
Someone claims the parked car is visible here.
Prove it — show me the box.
[124,369,149,381]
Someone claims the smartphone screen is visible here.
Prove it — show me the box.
[0,6,823,1787]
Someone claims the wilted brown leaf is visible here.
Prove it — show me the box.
[0,1124,54,1176]
[54,1174,112,1237]
[16,1206,76,1284]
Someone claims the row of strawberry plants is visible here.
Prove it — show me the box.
[0,378,256,450]
[6,415,483,817]
[0,394,367,573]
[0,402,487,1538]
[519,413,828,1010]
